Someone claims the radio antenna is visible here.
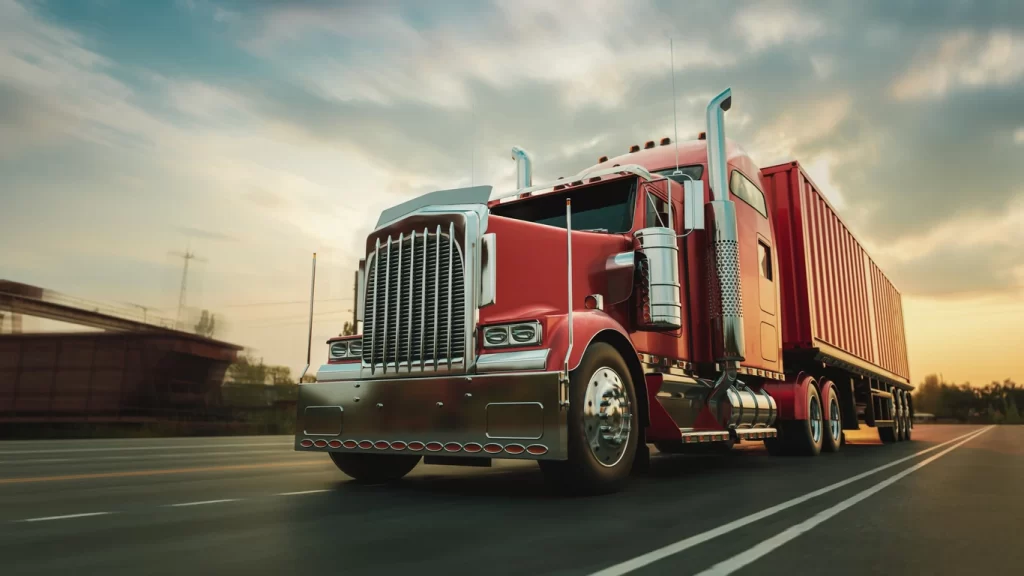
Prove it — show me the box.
[470,103,476,186]
[670,38,681,175]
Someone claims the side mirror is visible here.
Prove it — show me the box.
[683,179,705,231]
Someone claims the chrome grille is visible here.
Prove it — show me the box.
[362,223,466,372]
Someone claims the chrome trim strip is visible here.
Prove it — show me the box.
[315,362,362,382]
[476,349,550,373]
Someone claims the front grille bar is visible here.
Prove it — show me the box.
[370,238,380,375]
[433,224,441,370]
[447,222,454,371]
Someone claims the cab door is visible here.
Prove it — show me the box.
[728,167,782,373]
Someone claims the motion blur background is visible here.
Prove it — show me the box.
[1,0,1022,433]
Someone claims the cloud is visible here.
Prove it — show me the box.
[891,30,1024,101]
[177,226,238,242]
[734,2,826,52]
[245,0,735,111]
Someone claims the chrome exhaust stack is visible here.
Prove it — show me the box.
[705,87,745,367]
[704,88,748,425]
[511,146,533,189]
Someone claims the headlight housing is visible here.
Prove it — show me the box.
[482,321,542,349]
[329,339,361,360]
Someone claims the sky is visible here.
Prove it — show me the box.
[1,0,1022,386]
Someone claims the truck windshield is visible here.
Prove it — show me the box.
[490,177,636,233]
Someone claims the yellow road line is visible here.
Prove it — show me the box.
[0,459,328,485]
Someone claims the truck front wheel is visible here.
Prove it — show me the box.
[539,343,638,496]
[329,453,421,483]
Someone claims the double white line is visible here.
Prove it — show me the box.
[592,426,994,576]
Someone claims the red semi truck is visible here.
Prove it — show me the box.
[295,88,913,494]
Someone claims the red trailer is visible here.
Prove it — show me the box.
[294,88,913,493]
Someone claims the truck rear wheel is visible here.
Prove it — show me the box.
[878,424,898,443]
[821,386,842,453]
[329,452,421,483]
[539,343,638,496]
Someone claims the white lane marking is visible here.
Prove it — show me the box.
[589,426,990,576]
[0,449,299,465]
[168,499,240,507]
[0,442,292,456]
[277,489,331,496]
[19,512,113,523]
[696,425,994,576]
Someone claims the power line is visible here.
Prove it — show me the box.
[221,297,354,308]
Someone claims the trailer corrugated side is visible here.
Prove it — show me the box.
[761,161,910,385]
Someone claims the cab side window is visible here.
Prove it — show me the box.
[645,192,670,228]
[730,171,768,218]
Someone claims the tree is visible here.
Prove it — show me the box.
[194,309,216,338]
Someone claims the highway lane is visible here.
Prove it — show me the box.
[1,425,1017,575]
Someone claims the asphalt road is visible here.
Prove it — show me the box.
[1,424,1020,575]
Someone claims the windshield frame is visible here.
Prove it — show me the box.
[489,175,639,234]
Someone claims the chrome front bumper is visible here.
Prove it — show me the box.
[294,370,568,460]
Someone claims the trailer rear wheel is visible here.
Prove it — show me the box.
[878,424,898,443]
[539,343,638,496]
[821,386,842,453]
[329,452,421,483]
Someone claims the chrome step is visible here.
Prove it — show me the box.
[679,427,777,444]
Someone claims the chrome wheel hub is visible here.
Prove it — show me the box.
[809,393,823,444]
[829,396,841,441]
[583,367,632,468]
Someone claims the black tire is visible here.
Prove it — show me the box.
[878,424,898,444]
[329,452,421,483]
[770,383,824,457]
[821,385,842,454]
[904,416,913,441]
[764,433,787,456]
[539,343,639,496]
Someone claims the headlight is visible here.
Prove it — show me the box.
[484,327,509,346]
[329,341,348,359]
[348,340,362,357]
[510,324,537,344]
[482,321,542,348]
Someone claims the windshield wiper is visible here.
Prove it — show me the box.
[580,228,609,233]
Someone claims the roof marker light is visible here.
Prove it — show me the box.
[629,144,640,153]
[660,137,671,146]
[644,140,655,149]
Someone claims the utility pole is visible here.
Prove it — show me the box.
[171,246,205,331]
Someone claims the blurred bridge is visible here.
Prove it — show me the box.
[0,280,243,432]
